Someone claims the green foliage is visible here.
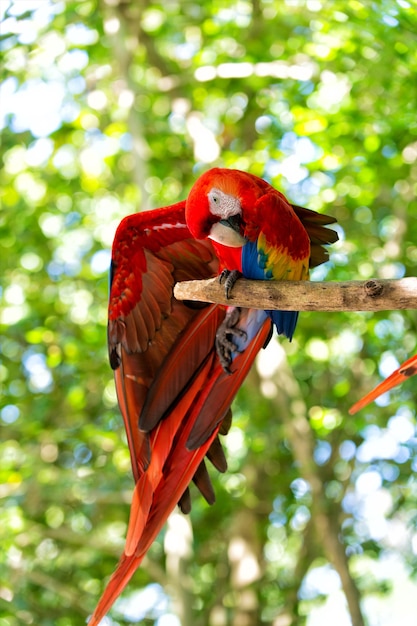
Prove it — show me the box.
[1,0,417,624]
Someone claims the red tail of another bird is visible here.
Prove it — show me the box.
[349,353,417,414]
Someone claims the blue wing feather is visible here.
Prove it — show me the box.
[241,241,298,340]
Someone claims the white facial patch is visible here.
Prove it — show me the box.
[208,187,241,219]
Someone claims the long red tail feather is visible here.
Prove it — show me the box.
[349,354,417,414]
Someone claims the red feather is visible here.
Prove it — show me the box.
[349,353,417,414]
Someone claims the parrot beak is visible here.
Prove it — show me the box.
[219,214,242,234]
[208,215,247,247]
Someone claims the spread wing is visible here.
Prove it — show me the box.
[89,201,272,624]
[108,201,222,480]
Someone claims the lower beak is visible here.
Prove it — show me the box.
[209,220,247,247]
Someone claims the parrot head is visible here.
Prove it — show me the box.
[185,168,262,247]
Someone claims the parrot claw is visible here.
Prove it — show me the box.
[218,269,242,299]
[215,307,247,372]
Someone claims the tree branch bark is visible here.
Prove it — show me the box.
[174,277,417,311]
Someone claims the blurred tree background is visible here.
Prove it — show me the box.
[1,0,417,625]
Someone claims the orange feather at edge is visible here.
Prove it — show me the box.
[349,353,417,414]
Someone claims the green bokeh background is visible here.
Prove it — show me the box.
[1,1,417,624]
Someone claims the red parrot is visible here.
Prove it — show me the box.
[88,168,338,624]
[349,353,417,414]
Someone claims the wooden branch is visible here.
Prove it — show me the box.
[174,277,417,312]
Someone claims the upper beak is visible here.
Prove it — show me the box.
[219,214,242,234]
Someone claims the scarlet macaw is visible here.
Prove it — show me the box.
[349,353,417,414]
[88,168,338,624]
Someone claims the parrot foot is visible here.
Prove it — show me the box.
[219,269,242,299]
[216,307,247,373]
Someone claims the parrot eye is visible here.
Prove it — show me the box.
[209,191,220,205]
